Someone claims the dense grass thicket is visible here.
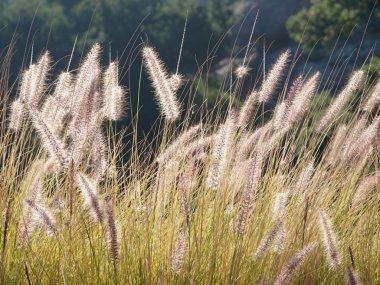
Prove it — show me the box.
[0,36,379,285]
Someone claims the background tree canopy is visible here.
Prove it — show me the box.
[286,0,380,50]
[0,0,236,74]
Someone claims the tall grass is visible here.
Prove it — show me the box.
[0,37,379,285]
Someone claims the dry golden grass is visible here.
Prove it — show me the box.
[0,40,379,285]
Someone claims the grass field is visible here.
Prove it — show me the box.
[0,40,379,285]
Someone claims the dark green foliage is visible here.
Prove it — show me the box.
[207,0,235,35]
[286,0,380,50]
[0,0,236,73]
[364,56,380,79]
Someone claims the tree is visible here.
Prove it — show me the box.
[207,0,235,35]
[286,0,379,50]
[0,0,236,73]
[0,0,71,71]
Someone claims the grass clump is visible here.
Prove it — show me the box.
[0,37,379,285]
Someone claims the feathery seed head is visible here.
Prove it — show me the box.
[273,242,317,285]
[254,218,285,259]
[105,199,120,261]
[352,174,378,207]
[104,62,118,89]
[318,210,342,269]
[345,267,362,285]
[237,125,269,161]
[206,110,237,190]
[327,124,348,165]
[238,91,258,128]
[70,44,102,133]
[157,124,201,164]
[286,72,320,126]
[103,62,125,121]
[272,192,289,218]
[42,96,68,132]
[19,68,32,102]
[89,133,108,182]
[28,52,51,108]
[180,133,214,160]
[363,77,380,113]
[142,46,181,121]
[168,73,184,93]
[258,50,290,103]
[236,152,262,234]
[178,164,196,227]
[317,70,365,133]
[286,75,304,103]
[25,164,46,203]
[25,200,58,236]
[76,173,104,223]
[54,72,73,103]
[19,202,38,246]
[104,85,125,121]
[235,65,250,79]
[293,159,314,194]
[273,102,288,130]
[272,225,287,254]
[9,99,25,131]
[344,115,380,163]
[28,108,68,168]
[171,231,187,274]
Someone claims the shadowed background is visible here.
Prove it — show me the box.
[0,0,379,137]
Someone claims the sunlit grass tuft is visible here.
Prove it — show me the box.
[0,40,379,285]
